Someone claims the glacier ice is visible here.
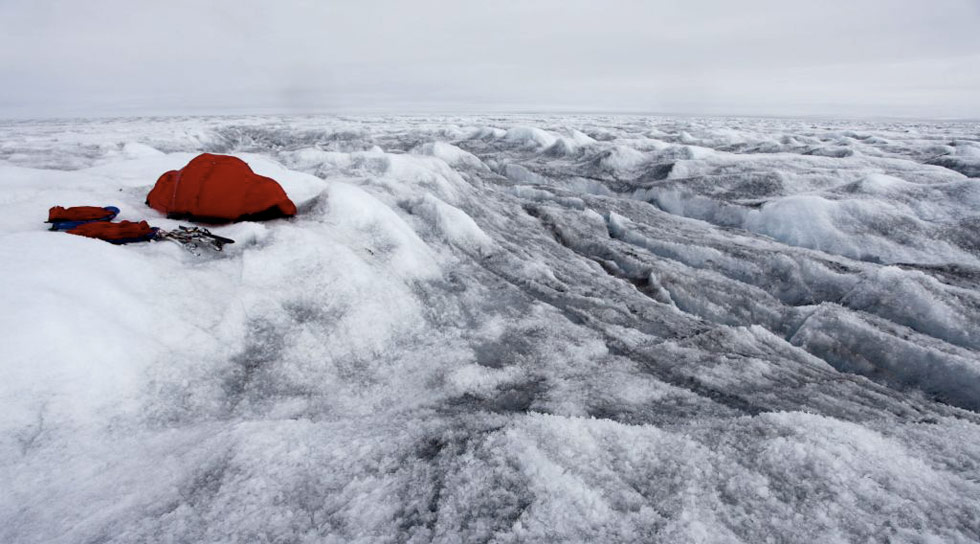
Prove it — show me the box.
[1,114,979,543]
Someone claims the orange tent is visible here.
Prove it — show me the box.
[147,153,296,223]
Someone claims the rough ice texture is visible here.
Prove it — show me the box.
[1,114,979,543]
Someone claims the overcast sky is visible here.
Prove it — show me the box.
[2,0,979,119]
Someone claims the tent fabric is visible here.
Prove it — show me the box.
[146,153,297,223]
[67,220,158,244]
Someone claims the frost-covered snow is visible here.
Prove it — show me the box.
[2,114,980,543]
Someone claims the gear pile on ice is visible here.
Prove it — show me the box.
[46,205,234,253]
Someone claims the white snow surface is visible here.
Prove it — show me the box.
[2,114,980,543]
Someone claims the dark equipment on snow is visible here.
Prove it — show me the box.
[156,226,235,255]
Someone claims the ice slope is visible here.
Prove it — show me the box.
[1,115,980,543]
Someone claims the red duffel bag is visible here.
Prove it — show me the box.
[67,220,158,244]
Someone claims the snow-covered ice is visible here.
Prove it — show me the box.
[1,114,979,543]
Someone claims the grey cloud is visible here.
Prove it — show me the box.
[1,0,978,118]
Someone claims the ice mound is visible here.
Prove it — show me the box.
[502,126,560,148]
[592,145,648,173]
[410,141,489,171]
